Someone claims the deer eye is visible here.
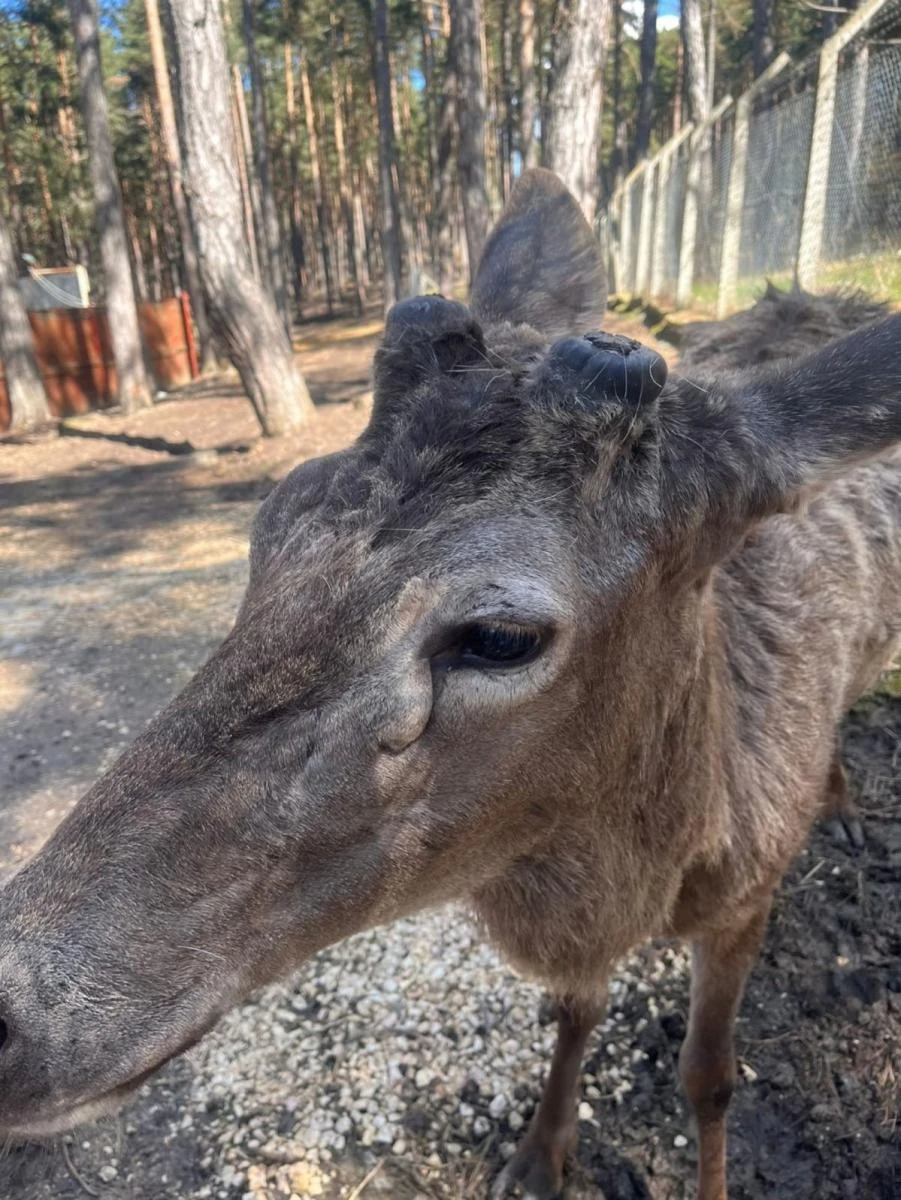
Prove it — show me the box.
[448,621,544,668]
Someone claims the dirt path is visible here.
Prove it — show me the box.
[0,310,898,1200]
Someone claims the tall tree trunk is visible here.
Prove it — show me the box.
[546,0,612,225]
[229,75,261,280]
[609,0,627,194]
[229,42,266,288]
[706,0,716,108]
[419,0,439,264]
[329,23,365,313]
[500,0,514,200]
[633,0,657,164]
[0,78,25,239]
[518,0,538,171]
[144,0,214,369]
[753,0,775,76]
[372,0,404,310]
[169,0,314,436]
[450,0,490,276]
[681,0,709,124]
[68,0,152,413]
[242,0,289,330]
[434,11,458,292]
[0,208,50,431]
[672,30,684,133]
[282,32,305,313]
[299,51,337,314]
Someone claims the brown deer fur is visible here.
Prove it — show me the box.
[0,170,899,1200]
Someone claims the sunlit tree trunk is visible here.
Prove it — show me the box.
[69,0,152,413]
[299,51,337,314]
[242,0,289,329]
[373,0,404,309]
[281,31,305,313]
[0,208,50,431]
[546,0,612,225]
[681,0,709,124]
[450,0,490,275]
[518,0,538,170]
[144,0,213,368]
[633,0,657,164]
[329,23,365,313]
[434,9,458,291]
[169,0,314,435]
[753,0,774,76]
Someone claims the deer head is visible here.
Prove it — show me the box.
[0,169,899,1137]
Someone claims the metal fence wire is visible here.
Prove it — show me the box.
[607,0,901,312]
[824,35,901,265]
[695,108,734,288]
[740,69,817,279]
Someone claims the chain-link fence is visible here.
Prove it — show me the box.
[607,0,901,313]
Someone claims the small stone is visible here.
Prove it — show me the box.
[488,1093,509,1120]
[287,1162,326,1196]
[98,1165,118,1183]
[414,1067,434,1090]
[674,1134,689,1148]
[578,1102,594,1122]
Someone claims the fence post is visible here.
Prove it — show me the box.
[617,162,644,295]
[634,157,657,296]
[717,52,791,317]
[649,153,671,299]
[649,122,695,301]
[608,186,624,295]
[797,0,886,289]
[677,98,732,307]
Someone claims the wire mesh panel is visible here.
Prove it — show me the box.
[693,108,734,292]
[625,173,644,293]
[657,137,691,298]
[821,1,901,290]
[605,0,900,310]
[739,72,817,283]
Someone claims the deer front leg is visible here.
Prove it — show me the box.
[821,751,865,849]
[679,901,771,1200]
[491,992,605,1200]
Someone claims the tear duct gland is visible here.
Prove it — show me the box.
[1,170,900,1200]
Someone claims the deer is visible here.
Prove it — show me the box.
[0,169,899,1200]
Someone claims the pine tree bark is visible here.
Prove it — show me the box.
[633,0,657,164]
[282,32,305,312]
[169,0,314,436]
[69,0,152,413]
[449,0,490,276]
[299,51,337,314]
[546,0,612,225]
[609,0,627,193]
[144,0,214,368]
[681,0,709,123]
[518,0,538,170]
[372,0,404,309]
[753,0,775,76]
[329,24,365,313]
[434,13,458,292]
[0,208,50,431]
[242,0,289,329]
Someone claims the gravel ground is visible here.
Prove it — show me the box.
[1,311,899,1200]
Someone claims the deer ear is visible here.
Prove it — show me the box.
[470,169,606,340]
[658,316,901,566]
